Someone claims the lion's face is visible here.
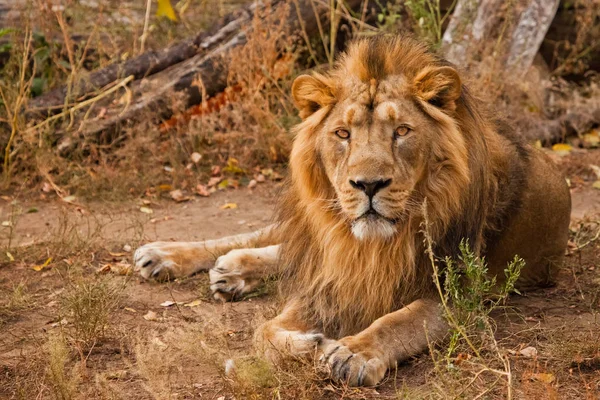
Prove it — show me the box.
[292,49,463,240]
[317,77,441,240]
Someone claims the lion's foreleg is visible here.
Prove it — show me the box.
[254,301,325,361]
[134,225,278,280]
[209,244,280,300]
[321,299,447,386]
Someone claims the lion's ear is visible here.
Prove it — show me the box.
[413,66,461,111]
[292,74,335,119]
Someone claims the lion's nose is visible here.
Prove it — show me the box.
[349,178,392,199]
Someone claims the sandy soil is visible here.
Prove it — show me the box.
[1,149,599,399]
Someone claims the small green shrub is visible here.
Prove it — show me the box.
[439,240,524,358]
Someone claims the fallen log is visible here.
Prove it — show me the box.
[26,8,248,115]
[53,0,364,140]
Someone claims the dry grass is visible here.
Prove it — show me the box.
[46,333,80,400]
[60,278,125,352]
[1,1,600,399]
[0,281,31,325]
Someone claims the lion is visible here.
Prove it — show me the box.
[133,35,571,387]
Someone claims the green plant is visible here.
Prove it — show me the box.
[421,201,525,398]
[405,0,457,45]
[439,240,524,358]
[374,1,404,34]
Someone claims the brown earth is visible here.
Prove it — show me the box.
[1,149,599,399]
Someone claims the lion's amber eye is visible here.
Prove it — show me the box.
[335,129,350,140]
[394,126,411,138]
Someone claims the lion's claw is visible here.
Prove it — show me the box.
[321,341,386,387]
[134,243,178,280]
[209,249,262,301]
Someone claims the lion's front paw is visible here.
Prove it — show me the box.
[321,339,387,387]
[209,249,263,301]
[134,242,183,280]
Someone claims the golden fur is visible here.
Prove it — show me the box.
[276,35,570,338]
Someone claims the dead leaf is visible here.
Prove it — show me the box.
[97,264,112,274]
[191,152,202,163]
[42,182,53,193]
[593,180,600,190]
[6,252,14,262]
[195,184,210,197]
[582,129,599,148]
[160,301,175,307]
[552,143,572,156]
[217,179,229,190]
[51,318,68,328]
[529,372,555,384]
[220,203,237,210]
[211,165,221,176]
[158,184,173,192]
[256,174,266,183]
[455,353,471,365]
[150,216,174,224]
[184,299,203,307]
[157,0,177,21]
[109,252,127,257]
[115,263,132,275]
[152,337,169,348]
[261,168,273,177]
[97,262,132,276]
[1,220,11,227]
[140,206,154,214]
[223,158,245,175]
[32,257,53,271]
[207,176,222,187]
[520,346,538,358]
[143,310,159,321]
[169,189,190,202]
[248,179,257,189]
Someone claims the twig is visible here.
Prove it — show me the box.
[141,0,153,54]
[25,75,135,135]
[291,0,319,65]
[2,28,34,184]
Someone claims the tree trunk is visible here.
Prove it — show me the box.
[441,0,560,75]
[505,0,560,74]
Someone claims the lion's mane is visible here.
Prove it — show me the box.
[276,35,527,338]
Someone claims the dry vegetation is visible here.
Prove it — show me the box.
[1,0,600,399]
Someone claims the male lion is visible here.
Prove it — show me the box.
[134,35,570,386]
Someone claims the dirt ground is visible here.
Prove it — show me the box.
[1,148,600,399]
